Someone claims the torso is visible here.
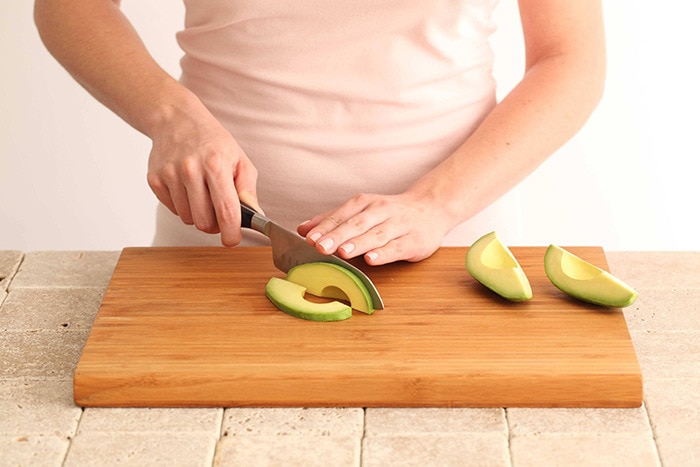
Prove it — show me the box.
[153,0,523,247]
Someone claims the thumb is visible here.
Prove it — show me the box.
[238,190,264,216]
[234,157,264,214]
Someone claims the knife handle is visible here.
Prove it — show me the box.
[240,203,257,230]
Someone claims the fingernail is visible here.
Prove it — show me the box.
[308,232,321,242]
[339,243,355,255]
[366,251,379,261]
[299,219,311,227]
[318,238,334,252]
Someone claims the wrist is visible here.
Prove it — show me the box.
[139,79,206,140]
[404,179,464,237]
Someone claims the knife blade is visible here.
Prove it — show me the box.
[240,203,385,310]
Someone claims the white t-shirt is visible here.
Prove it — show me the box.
[153,0,523,247]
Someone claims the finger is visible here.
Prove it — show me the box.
[147,174,178,217]
[233,157,260,210]
[363,235,434,266]
[296,219,315,237]
[188,178,221,234]
[238,190,263,215]
[304,194,374,242]
[303,209,366,253]
[206,168,242,247]
[297,209,333,239]
[334,221,395,259]
[312,208,388,256]
[169,184,195,226]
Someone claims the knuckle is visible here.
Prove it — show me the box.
[161,165,179,184]
[146,172,165,192]
[351,193,374,206]
[214,199,238,223]
[202,150,224,173]
[325,214,344,228]
[350,215,367,231]
[364,227,387,245]
[179,158,199,182]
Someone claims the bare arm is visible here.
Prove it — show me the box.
[34,0,260,246]
[299,0,606,265]
[412,0,606,225]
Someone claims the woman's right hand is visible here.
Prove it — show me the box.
[34,0,260,247]
[146,97,260,247]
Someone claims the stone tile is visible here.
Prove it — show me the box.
[630,330,700,380]
[0,251,23,293]
[365,408,506,436]
[643,378,700,437]
[510,433,660,467]
[215,435,360,467]
[78,408,223,435]
[10,251,119,289]
[222,407,364,437]
[654,432,700,467]
[64,433,217,467]
[605,251,700,289]
[0,330,89,378]
[0,434,70,466]
[362,434,509,467]
[507,406,652,435]
[0,287,104,331]
[623,288,700,331]
[0,378,81,437]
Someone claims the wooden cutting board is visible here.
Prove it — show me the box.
[73,246,642,408]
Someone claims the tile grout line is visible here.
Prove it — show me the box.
[61,407,85,466]
[641,400,665,467]
[358,408,367,467]
[210,407,227,466]
[0,253,25,307]
[504,408,515,467]
[356,408,372,467]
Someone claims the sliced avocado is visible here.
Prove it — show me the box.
[286,262,374,314]
[544,245,638,307]
[265,277,352,321]
[465,231,532,302]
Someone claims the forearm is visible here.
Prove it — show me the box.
[409,0,606,232]
[409,48,605,230]
[34,0,197,138]
[35,0,262,246]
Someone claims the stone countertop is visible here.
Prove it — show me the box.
[0,250,698,466]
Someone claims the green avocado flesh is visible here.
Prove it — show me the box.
[465,231,532,302]
[285,262,374,314]
[265,277,352,322]
[544,245,638,308]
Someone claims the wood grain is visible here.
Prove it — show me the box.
[73,246,643,408]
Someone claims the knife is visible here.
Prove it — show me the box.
[240,203,385,310]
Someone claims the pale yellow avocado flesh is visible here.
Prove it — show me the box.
[544,245,638,308]
[285,262,374,314]
[465,231,532,302]
[265,277,352,322]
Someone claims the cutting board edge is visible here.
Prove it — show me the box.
[73,367,643,408]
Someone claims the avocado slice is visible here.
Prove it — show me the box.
[286,262,374,314]
[465,231,532,302]
[265,277,352,321]
[544,244,638,307]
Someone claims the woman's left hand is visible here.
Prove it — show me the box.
[297,192,451,266]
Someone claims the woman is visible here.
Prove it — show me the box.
[34,0,605,265]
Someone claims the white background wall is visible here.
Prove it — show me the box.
[1,1,698,252]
